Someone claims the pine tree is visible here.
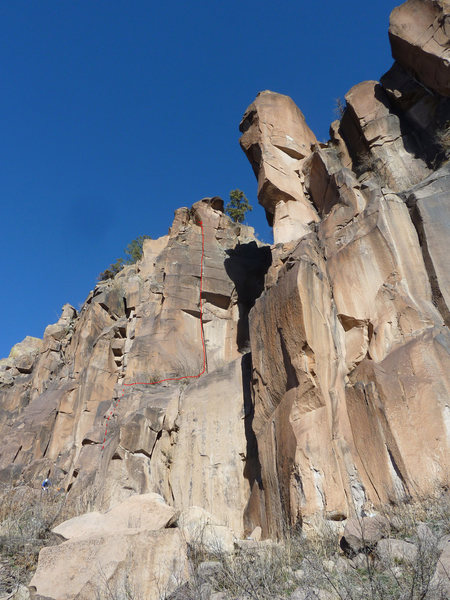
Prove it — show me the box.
[124,235,151,264]
[225,189,252,223]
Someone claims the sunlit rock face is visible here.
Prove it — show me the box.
[0,197,271,542]
[1,1,449,597]
[240,0,450,538]
[239,90,320,244]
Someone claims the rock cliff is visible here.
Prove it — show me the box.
[0,1,449,598]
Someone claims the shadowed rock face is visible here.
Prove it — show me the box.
[403,164,450,326]
[1,2,450,597]
[389,0,450,97]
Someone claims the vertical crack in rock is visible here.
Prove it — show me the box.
[238,0,450,537]
[1,3,450,596]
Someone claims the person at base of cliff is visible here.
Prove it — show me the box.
[41,478,51,492]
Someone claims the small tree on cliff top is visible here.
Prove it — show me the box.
[124,235,151,264]
[98,235,151,281]
[225,189,252,223]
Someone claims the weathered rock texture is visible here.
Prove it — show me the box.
[0,1,449,598]
[0,198,270,525]
[389,0,450,97]
[29,494,184,600]
[0,198,271,598]
[240,0,450,538]
[240,91,319,244]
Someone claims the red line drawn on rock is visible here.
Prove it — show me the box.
[101,220,206,450]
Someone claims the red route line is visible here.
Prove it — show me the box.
[101,221,206,450]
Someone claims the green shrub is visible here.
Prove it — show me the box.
[124,235,151,264]
[97,235,151,282]
[225,189,252,224]
[98,258,125,282]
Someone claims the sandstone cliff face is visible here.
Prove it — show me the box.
[0,198,270,536]
[0,1,449,598]
[239,0,450,538]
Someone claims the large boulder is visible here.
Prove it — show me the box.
[376,538,418,565]
[171,505,236,554]
[29,528,188,600]
[29,494,186,600]
[53,493,175,539]
[341,515,390,554]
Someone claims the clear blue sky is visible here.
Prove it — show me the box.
[1,0,398,358]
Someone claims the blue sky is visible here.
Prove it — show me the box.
[1,0,397,358]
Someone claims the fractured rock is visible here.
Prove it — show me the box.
[53,492,175,539]
[389,0,450,97]
[340,80,429,192]
[240,90,319,243]
[403,163,450,325]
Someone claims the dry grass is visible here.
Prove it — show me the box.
[353,152,388,185]
[168,491,449,600]
[57,484,99,523]
[0,484,66,593]
[379,488,450,539]
[334,97,346,119]
[435,123,450,161]
[1,482,448,600]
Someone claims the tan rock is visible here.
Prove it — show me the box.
[246,162,449,536]
[174,506,236,554]
[2,8,450,592]
[340,80,429,192]
[29,528,188,600]
[376,537,418,564]
[151,359,251,536]
[248,238,350,537]
[0,200,267,530]
[53,493,175,540]
[329,120,353,169]
[322,191,442,363]
[237,80,447,535]
[139,233,169,279]
[379,61,449,167]
[44,304,77,341]
[248,525,262,541]
[389,0,450,97]
[404,164,450,326]
[346,329,450,502]
[240,90,319,243]
[341,515,390,553]
[0,336,42,382]
[304,149,366,233]
[8,336,42,360]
